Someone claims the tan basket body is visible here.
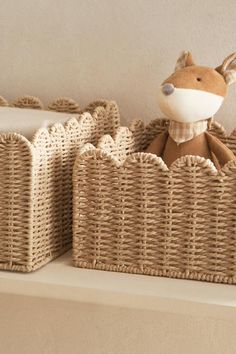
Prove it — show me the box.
[0,98,120,272]
[73,119,236,284]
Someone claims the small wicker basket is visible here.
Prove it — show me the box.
[0,96,120,272]
[73,118,236,284]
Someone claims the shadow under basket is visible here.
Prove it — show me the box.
[0,96,120,272]
[73,118,236,284]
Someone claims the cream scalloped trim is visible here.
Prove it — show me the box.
[78,118,236,172]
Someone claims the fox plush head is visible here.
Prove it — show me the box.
[145,51,236,169]
[158,51,236,123]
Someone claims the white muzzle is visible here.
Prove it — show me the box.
[158,85,224,123]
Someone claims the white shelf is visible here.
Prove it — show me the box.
[0,250,236,320]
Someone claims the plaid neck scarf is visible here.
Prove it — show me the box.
[168,120,208,145]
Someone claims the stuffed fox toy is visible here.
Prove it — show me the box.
[146,51,236,169]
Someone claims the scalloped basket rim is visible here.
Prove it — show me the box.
[97,126,133,150]
[48,96,79,105]
[11,95,44,109]
[0,94,117,129]
[129,118,232,138]
[124,152,169,170]
[77,145,122,167]
[89,105,107,119]
[76,146,236,175]
[0,98,112,146]
[0,131,34,152]
[97,134,116,149]
[84,99,114,111]
[78,142,96,155]
[89,118,236,173]
[129,119,145,132]
[77,111,95,126]
[31,114,96,146]
[96,119,232,153]
[0,95,113,112]
[210,120,228,137]
[63,117,81,130]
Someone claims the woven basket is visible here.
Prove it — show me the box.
[0,95,120,272]
[73,118,236,284]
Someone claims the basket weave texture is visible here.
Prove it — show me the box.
[0,96,120,272]
[73,118,236,284]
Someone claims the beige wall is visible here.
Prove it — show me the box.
[1,293,236,354]
[1,0,236,131]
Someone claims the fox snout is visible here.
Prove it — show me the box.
[162,83,175,95]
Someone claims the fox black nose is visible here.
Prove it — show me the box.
[162,83,174,95]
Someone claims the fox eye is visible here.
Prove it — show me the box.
[197,77,202,82]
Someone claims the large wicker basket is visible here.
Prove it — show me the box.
[0,96,120,272]
[73,118,236,284]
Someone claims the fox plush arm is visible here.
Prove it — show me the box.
[145,131,168,156]
[205,132,235,167]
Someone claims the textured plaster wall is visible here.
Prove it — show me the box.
[0,0,236,130]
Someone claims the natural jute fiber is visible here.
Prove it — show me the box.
[0,95,120,272]
[73,118,236,284]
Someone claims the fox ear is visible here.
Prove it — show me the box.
[215,53,236,85]
[174,51,195,71]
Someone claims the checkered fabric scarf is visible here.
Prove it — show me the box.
[168,119,208,145]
